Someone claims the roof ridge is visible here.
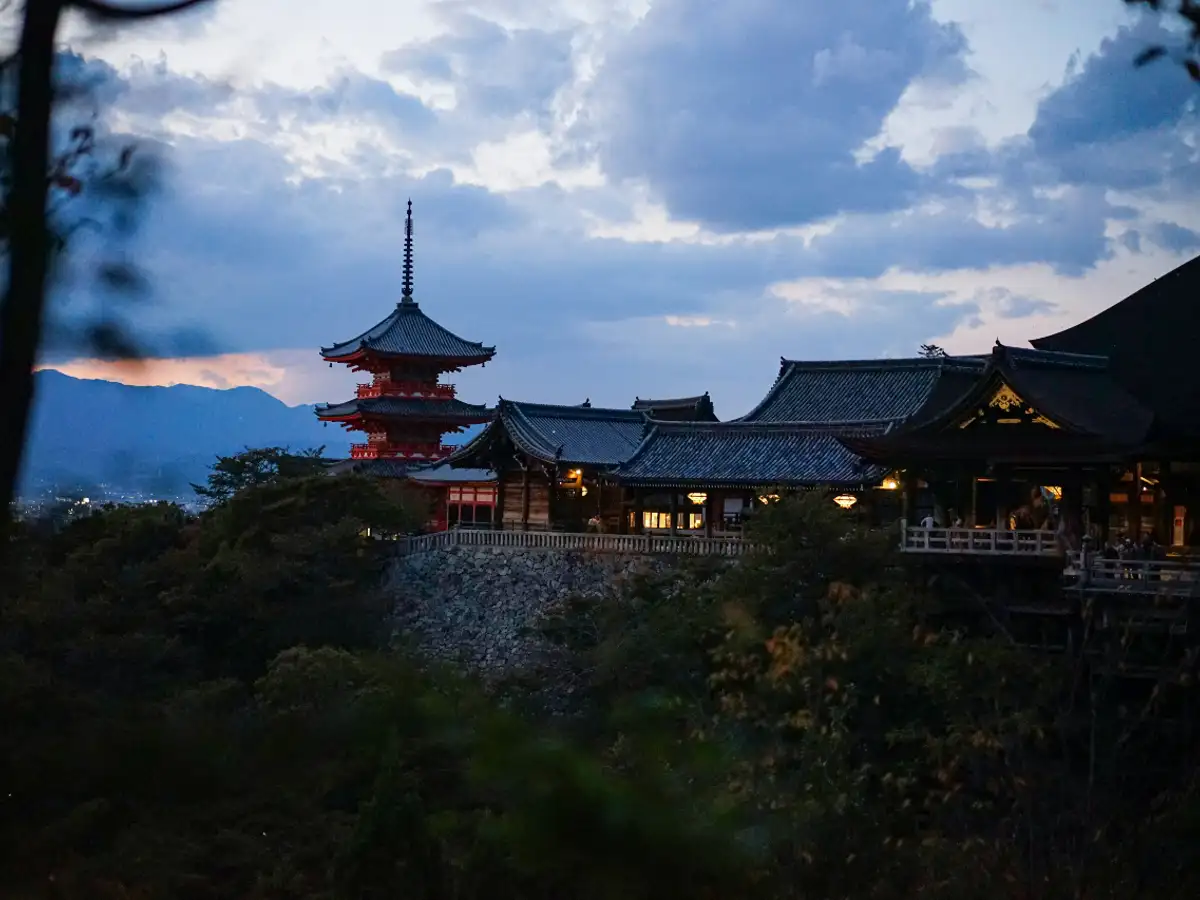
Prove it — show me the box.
[505,399,646,420]
[779,356,985,370]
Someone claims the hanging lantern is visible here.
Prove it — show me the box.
[833,494,858,510]
[686,492,708,505]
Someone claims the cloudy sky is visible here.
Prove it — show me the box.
[34,0,1200,423]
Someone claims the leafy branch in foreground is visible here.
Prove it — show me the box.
[1,0,217,560]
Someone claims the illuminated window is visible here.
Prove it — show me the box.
[643,511,672,529]
[687,512,703,530]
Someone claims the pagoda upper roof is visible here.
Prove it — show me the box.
[447,399,649,468]
[736,355,985,425]
[612,420,887,489]
[320,300,496,364]
[315,395,491,422]
[631,393,719,422]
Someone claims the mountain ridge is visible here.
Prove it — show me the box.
[21,370,484,499]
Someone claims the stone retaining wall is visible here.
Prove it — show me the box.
[387,545,675,679]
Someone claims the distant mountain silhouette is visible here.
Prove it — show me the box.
[21,371,485,499]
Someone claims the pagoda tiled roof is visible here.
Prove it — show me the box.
[613,421,888,488]
[315,396,491,421]
[320,301,496,363]
[737,356,985,425]
[447,399,649,468]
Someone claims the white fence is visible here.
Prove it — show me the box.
[394,528,753,557]
[900,521,1061,557]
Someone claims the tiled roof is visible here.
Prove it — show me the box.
[447,399,649,468]
[323,458,411,478]
[613,421,889,488]
[1031,253,1200,439]
[737,356,985,425]
[502,400,648,465]
[323,458,494,482]
[839,342,1156,461]
[321,302,496,362]
[407,461,496,483]
[998,344,1152,443]
[315,396,491,421]
[632,393,719,421]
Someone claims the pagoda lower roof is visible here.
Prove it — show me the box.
[737,356,985,425]
[320,300,496,363]
[316,396,491,421]
[612,421,888,488]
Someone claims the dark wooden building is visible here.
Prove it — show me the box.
[444,400,649,531]
[610,421,893,535]
[840,341,1194,553]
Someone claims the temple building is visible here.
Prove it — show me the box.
[442,396,720,531]
[316,202,497,529]
[316,201,495,463]
[316,205,1200,556]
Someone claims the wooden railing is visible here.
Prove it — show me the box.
[350,443,456,460]
[1066,553,1200,597]
[394,528,753,557]
[900,521,1061,557]
[356,381,457,399]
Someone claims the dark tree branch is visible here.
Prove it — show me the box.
[71,0,211,20]
[0,0,216,563]
[0,0,67,553]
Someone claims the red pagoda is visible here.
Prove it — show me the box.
[316,201,495,462]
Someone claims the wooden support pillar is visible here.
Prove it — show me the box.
[521,466,530,530]
[901,470,917,524]
[495,472,506,531]
[595,479,604,532]
[1127,462,1142,540]
[1097,467,1112,546]
[704,492,716,538]
[970,476,979,528]
[995,467,1011,529]
[634,490,645,534]
[1156,460,1172,545]
[669,491,679,536]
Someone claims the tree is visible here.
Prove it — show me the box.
[919,343,948,358]
[192,445,327,504]
[0,0,216,554]
[1128,0,1200,80]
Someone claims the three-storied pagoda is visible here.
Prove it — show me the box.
[316,201,495,462]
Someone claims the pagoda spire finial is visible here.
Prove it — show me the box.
[401,199,415,305]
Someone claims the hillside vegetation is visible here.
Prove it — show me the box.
[4,465,1200,899]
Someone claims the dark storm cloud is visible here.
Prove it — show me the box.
[381,10,576,122]
[583,0,971,232]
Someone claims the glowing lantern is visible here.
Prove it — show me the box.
[833,494,858,510]
[687,492,708,505]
